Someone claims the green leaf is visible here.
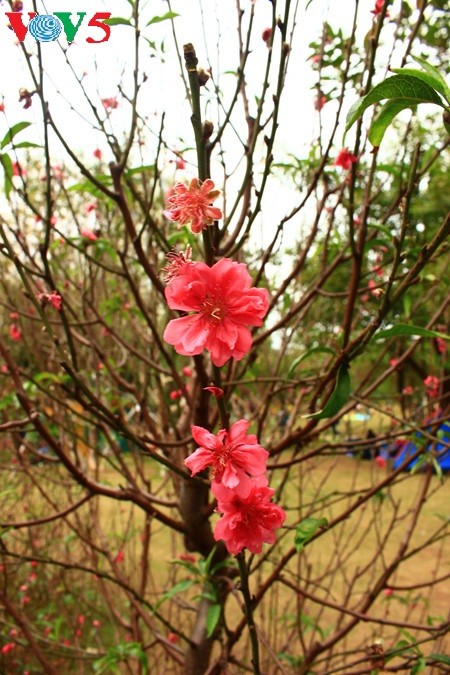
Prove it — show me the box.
[206,604,221,637]
[0,153,13,199]
[11,141,41,149]
[155,579,194,609]
[294,517,328,553]
[374,324,449,341]
[392,67,449,101]
[125,164,155,177]
[104,17,132,26]
[1,121,32,149]
[411,56,450,102]
[368,99,418,147]
[171,559,200,576]
[146,11,179,26]
[410,656,426,674]
[287,347,335,379]
[429,654,450,667]
[346,75,445,133]
[305,364,351,419]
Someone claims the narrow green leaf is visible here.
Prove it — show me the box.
[412,56,450,102]
[125,164,155,177]
[294,517,328,553]
[206,604,221,637]
[410,656,426,674]
[10,141,41,149]
[346,74,445,133]
[374,324,449,341]
[146,11,179,26]
[155,579,193,609]
[368,99,417,147]
[429,654,450,666]
[1,121,32,149]
[392,67,449,100]
[0,153,13,199]
[287,347,335,379]
[306,364,351,419]
[104,17,132,26]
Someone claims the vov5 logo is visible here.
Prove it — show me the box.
[5,10,113,43]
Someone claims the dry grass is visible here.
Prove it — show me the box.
[1,450,449,673]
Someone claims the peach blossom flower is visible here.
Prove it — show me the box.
[37,291,62,311]
[162,247,194,283]
[163,258,269,366]
[114,550,125,564]
[262,27,272,43]
[85,201,97,214]
[424,375,439,398]
[212,477,286,555]
[203,386,224,398]
[371,0,389,17]
[185,420,269,489]
[314,95,327,111]
[9,324,22,341]
[436,337,446,354]
[12,161,25,177]
[102,97,118,110]
[93,148,102,160]
[164,178,222,234]
[80,228,98,241]
[334,148,358,170]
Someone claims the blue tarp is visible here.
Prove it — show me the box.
[393,421,450,472]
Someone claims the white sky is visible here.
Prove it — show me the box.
[0,1,380,158]
[0,0,413,253]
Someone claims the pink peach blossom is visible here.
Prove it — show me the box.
[9,323,22,341]
[37,291,62,311]
[212,478,286,555]
[85,200,97,214]
[334,148,358,170]
[12,161,25,177]
[1,642,15,654]
[114,550,125,564]
[101,97,118,110]
[424,375,439,398]
[80,228,98,241]
[163,258,269,366]
[203,386,224,398]
[436,337,446,354]
[176,156,186,170]
[93,148,102,160]
[314,95,327,111]
[262,28,272,43]
[375,455,387,469]
[371,0,389,17]
[164,178,222,234]
[185,420,269,489]
[162,247,194,283]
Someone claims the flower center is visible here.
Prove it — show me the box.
[201,293,226,322]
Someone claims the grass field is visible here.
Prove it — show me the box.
[1,448,449,673]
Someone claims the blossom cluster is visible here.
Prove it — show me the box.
[185,421,286,555]
[162,177,285,555]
